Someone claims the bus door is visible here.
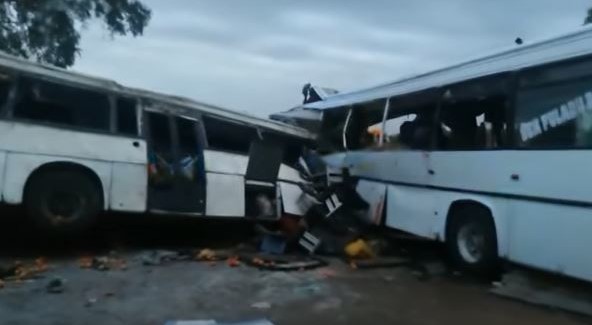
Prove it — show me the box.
[146,111,206,214]
[244,138,284,219]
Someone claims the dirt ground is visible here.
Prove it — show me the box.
[0,209,589,325]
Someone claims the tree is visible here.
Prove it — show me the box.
[585,8,592,25]
[0,0,151,68]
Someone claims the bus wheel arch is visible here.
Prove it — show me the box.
[445,200,499,274]
[23,161,104,233]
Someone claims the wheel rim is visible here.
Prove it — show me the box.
[457,222,485,264]
[46,190,85,224]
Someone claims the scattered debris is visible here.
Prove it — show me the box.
[195,249,224,262]
[243,255,327,271]
[84,296,98,307]
[250,301,271,310]
[0,258,50,283]
[80,256,127,271]
[260,234,287,255]
[226,256,240,268]
[46,277,65,294]
[79,256,93,269]
[299,231,321,254]
[34,257,49,273]
[141,250,179,266]
[344,239,375,259]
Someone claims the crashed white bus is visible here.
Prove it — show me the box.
[0,52,314,233]
[274,27,592,282]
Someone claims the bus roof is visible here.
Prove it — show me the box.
[0,52,314,140]
[300,25,592,111]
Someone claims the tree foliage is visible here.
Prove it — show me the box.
[0,0,151,67]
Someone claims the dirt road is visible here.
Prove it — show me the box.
[0,210,588,325]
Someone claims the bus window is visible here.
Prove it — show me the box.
[380,98,437,151]
[438,77,509,150]
[516,59,592,148]
[345,99,386,150]
[0,71,13,113]
[13,78,110,131]
[176,117,199,155]
[202,115,257,154]
[117,97,138,136]
[318,107,349,153]
[382,113,417,149]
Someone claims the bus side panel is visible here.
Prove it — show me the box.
[205,173,245,217]
[386,184,437,239]
[356,180,387,225]
[0,121,145,164]
[508,201,592,282]
[203,150,248,175]
[3,152,112,209]
[110,162,147,212]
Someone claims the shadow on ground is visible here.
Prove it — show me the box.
[0,206,255,257]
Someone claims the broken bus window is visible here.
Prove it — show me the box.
[13,77,110,131]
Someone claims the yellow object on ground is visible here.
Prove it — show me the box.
[344,239,375,259]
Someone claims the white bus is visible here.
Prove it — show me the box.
[274,27,592,282]
[0,52,314,233]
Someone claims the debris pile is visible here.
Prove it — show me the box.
[0,257,50,287]
[79,255,127,271]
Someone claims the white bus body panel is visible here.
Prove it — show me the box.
[345,149,592,282]
[355,180,386,225]
[203,150,310,217]
[203,150,248,175]
[0,121,148,211]
[205,172,245,217]
[110,162,147,212]
[279,181,315,216]
[509,201,592,280]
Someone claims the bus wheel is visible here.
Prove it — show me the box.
[25,170,102,233]
[446,205,498,274]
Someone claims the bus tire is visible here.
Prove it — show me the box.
[25,169,102,234]
[446,204,498,274]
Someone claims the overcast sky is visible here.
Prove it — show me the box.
[73,0,591,117]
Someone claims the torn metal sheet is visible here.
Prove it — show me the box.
[355,180,387,225]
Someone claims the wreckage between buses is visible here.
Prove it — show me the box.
[0,51,315,233]
[273,26,592,283]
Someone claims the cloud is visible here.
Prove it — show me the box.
[74,0,592,117]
